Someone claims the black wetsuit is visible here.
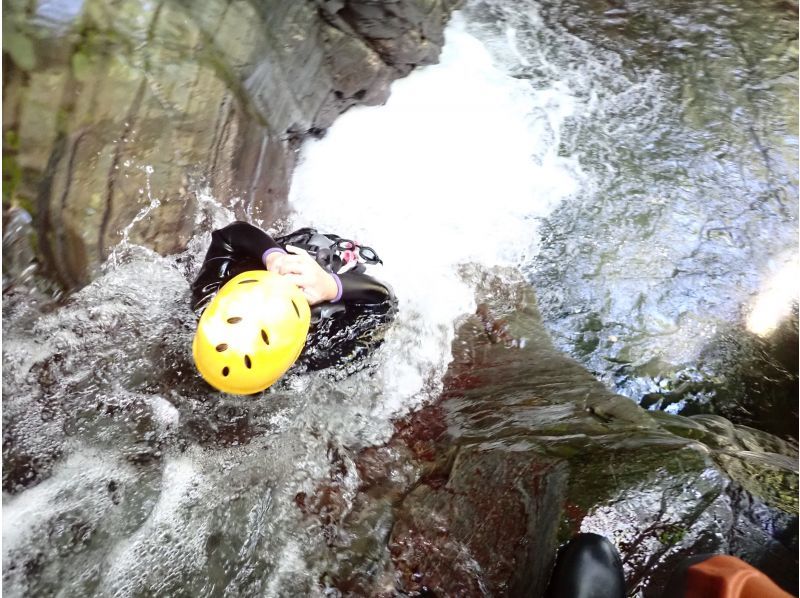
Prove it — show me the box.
[191,221,396,372]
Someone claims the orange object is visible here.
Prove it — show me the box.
[685,555,794,598]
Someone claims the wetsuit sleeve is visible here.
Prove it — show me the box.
[203,221,283,264]
[302,271,397,372]
[191,221,284,312]
[334,271,394,305]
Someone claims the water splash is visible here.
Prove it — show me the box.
[289,12,581,421]
[106,164,162,270]
[7,1,793,595]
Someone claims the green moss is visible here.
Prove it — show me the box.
[71,51,92,82]
[565,445,708,514]
[3,128,36,219]
[658,525,686,546]
[5,129,20,150]
[3,29,37,71]
[543,443,582,459]
[582,312,604,333]
[2,153,22,208]
[726,458,799,515]
[575,334,599,356]
[56,108,72,134]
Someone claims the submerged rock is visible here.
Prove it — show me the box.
[504,0,799,438]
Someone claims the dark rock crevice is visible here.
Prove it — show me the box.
[98,77,148,263]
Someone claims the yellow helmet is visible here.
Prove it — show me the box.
[192,270,311,394]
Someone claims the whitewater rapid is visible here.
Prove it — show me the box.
[287,12,581,422]
[5,1,798,594]
[3,11,584,596]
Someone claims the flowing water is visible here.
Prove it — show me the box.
[2,0,797,595]
[500,0,799,437]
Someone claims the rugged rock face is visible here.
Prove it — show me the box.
[2,0,459,290]
[302,267,798,596]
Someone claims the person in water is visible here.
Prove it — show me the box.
[191,221,396,394]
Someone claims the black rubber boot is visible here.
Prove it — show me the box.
[545,533,626,598]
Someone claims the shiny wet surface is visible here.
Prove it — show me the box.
[465,0,799,437]
[3,0,798,596]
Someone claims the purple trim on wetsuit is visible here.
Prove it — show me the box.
[262,247,287,269]
[330,273,343,303]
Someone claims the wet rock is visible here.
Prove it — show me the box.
[1,390,66,494]
[1,435,63,495]
[315,267,797,596]
[390,448,568,596]
[3,0,460,291]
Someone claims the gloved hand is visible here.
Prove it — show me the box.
[265,245,339,306]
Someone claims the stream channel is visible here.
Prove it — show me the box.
[2,0,798,596]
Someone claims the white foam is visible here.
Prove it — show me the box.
[2,448,136,571]
[98,453,208,596]
[146,395,180,431]
[289,13,581,417]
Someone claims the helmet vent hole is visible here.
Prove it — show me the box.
[291,300,300,318]
[244,355,252,369]
[215,343,228,352]
[261,329,269,345]
[222,366,230,377]
[227,317,242,324]
[238,279,258,284]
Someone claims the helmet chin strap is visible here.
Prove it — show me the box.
[314,247,333,267]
